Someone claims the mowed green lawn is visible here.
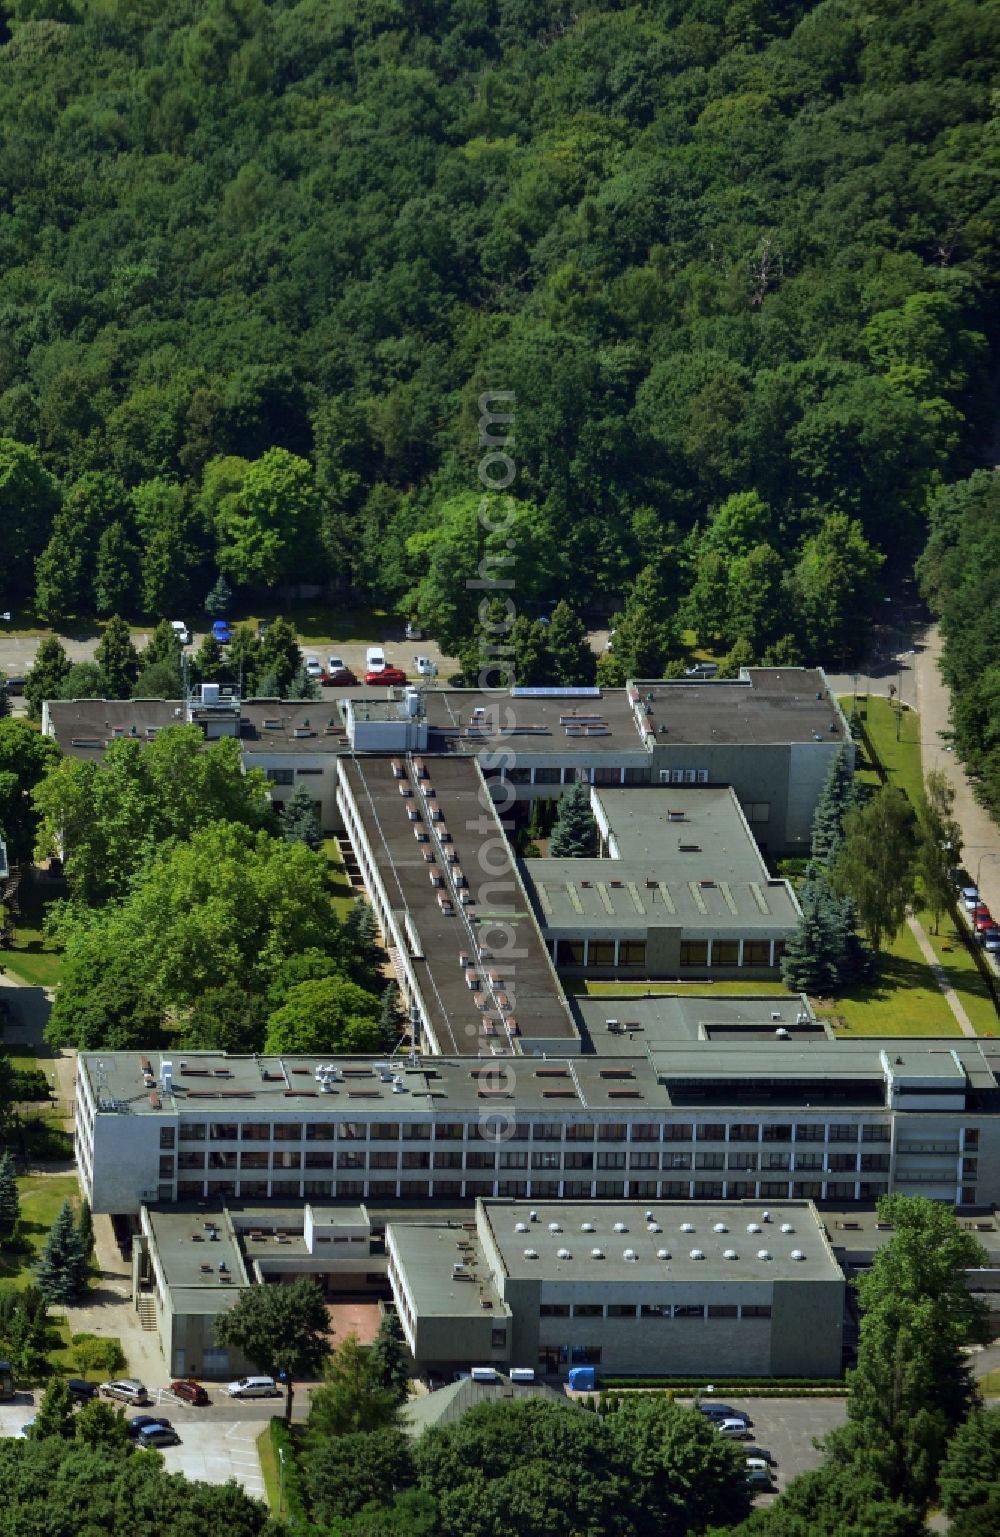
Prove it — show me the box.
[1,879,64,989]
[0,1173,79,1288]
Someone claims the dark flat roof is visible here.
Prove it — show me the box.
[630,669,849,747]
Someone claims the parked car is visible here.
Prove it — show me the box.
[170,620,190,646]
[365,666,407,686]
[413,655,436,677]
[324,665,358,686]
[170,1379,209,1406]
[961,887,979,911]
[211,619,232,645]
[127,1414,172,1439]
[696,1403,741,1420]
[717,1417,752,1439]
[100,1379,150,1406]
[328,655,347,673]
[304,656,323,679]
[366,646,386,673]
[66,1378,99,1404]
[982,932,1000,954]
[136,1422,180,1448]
[2,675,24,696]
[745,1445,775,1465]
[225,1375,280,1400]
[684,662,719,678]
[974,912,994,932]
[746,1463,774,1490]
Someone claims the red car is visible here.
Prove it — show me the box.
[170,1379,209,1406]
[365,667,407,686]
[323,667,358,686]
[974,912,994,932]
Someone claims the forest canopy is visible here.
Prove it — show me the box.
[0,0,997,665]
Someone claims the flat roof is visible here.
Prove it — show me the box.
[483,1198,842,1284]
[144,1207,249,1313]
[342,755,577,1054]
[819,1206,1000,1265]
[574,993,823,1054]
[422,689,648,756]
[387,1221,508,1318]
[629,669,849,747]
[525,786,798,933]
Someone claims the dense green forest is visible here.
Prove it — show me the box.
[0,0,997,670]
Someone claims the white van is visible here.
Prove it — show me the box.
[366,646,386,674]
[226,1375,280,1400]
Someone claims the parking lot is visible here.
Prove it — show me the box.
[681,1396,848,1492]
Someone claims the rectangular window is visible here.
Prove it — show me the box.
[595,1181,626,1197]
[241,1124,271,1141]
[177,1181,204,1199]
[746,802,770,823]
[597,1123,628,1142]
[433,1151,462,1170]
[860,1154,890,1173]
[742,941,771,966]
[466,1151,496,1171]
[697,1124,727,1142]
[573,1303,603,1318]
[641,1304,670,1317]
[680,940,709,967]
[962,1158,978,1178]
[368,1180,398,1198]
[859,1182,889,1200]
[707,1304,739,1319]
[306,1123,337,1141]
[556,939,586,965]
[179,1124,207,1142]
[532,1124,562,1142]
[539,1302,570,1319]
[762,1153,790,1171]
[730,1124,760,1143]
[273,1124,301,1142]
[530,1181,560,1197]
[711,941,739,966]
[433,1181,462,1198]
[271,1150,301,1170]
[673,1304,704,1319]
[158,1157,175,1179]
[862,1125,891,1143]
[630,1123,660,1143]
[499,1152,528,1170]
[565,1152,594,1170]
[370,1123,401,1142]
[240,1151,269,1170]
[531,1152,562,1170]
[207,1179,237,1198]
[266,768,294,786]
[304,1180,332,1198]
[596,1152,626,1170]
[607,1304,638,1318]
[401,1152,430,1170]
[305,1151,334,1169]
[210,1123,238,1141]
[208,1151,237,1170]
[759,1180,789,1198]
[741,1305,772,1319]
[566,1123,595,1142]
[270,1179,300,1198]
[695,1152,725,1171]
[159,1128,175,1150]
[562,1180,592,1197]
[177,1152,205,1171]
[239,1180,269,1199]
[337,1151,365,1170]
[490,1328,507,1349]
[370,1152,398,1170]
[663,1123,693,1142]
[631,1180,660,1197]
[793,1180,822,1199]
[497,1180,528,1198]
[727,1153,758,1171]
[588,941,616,966]
[693,1181,724,1198]
[795,1124,825,1142]
[826,1180,858,1199]
[964,1129,980,1149]
[435,1123,465,1141]
[762,1124,793,1143]
[403,1124,431,1141]
[828,1124,858,1142]
[629,1152,660,1170]
[619,941,646,966]
[727,1181,755,1198]
[665,1152,691,1170]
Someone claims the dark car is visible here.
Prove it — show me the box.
[324,666,358,686]
[745,1446,776,1465]
[66,1378,99,1405]
[3,676,25,696]
[170,1379,209,1406]
[696,1403,740,1420]
[136,1422,180,1448]
[127,1414,172,1439]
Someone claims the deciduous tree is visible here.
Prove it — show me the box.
[831,787,917,953]
[214,1276,330,1424]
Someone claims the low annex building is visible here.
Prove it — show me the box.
[386,1198,845,1379]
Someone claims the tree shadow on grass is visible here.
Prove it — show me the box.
[836,952,936,1007]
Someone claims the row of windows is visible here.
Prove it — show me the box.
[172,1175,894,1203]
[166,1120,899,1148]
[553,939,783,969]
[540,1302,771,1321]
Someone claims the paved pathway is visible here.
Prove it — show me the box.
[904,912,976,1037]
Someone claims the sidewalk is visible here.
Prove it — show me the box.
[905,913,976,1038]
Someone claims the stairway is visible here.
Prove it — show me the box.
[136,1294,156,1331]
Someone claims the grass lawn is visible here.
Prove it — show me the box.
[979,1368,1000,1395]
[568,979,797,998]
[0,1173,79,1288]
[1,878,64,989]
[817,920,962,1036]
[847,694,924,806]
[918,908,1000,1037]
[257,1424,282,1513]
[323,838,357,922]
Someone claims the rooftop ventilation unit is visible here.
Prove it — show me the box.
[680,1222,695,1234]
[591,1247,604,1260]
[770,1011,782,1021]
[723,1248,738,1260]
[757,1249,772,1261]
[747,1223,762,1234]
[647,1223,662,1234]
[548,1222,562,1233]
[556,1248,571,1260]
[529,1210,539,1222]
[790,1249,805,1261]
[623,1248,637,1262]
[657,1249,671,1261]
[514,1222,529,1233]
[776,1027,791,1039]
[613,1222,628,1234]
[713,1222,728,1234]
[761,1210,771,1222]
[645,1210,655,1222]
[581,1222,595,1233]
[523,1249,539,1259]
[689,1248,705,1260]
[780,1223,795,1234]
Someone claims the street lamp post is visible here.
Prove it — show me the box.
[278,1446,286,1515]
[976,851,998,896]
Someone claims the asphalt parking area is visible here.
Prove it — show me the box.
[685,1397,848,1493]
[157,1418,266,1499]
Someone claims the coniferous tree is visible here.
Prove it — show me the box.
[0,672,9,720]
[94,616,140,699]
[36,1199,88,1304]
[0,1151,20,1235]
[204,573,232,618]
[378,982,406,1053]
[545,602,596,686]
[811,744,857,866]
[29,1377,76,1441]
[367,1309,410,1405]
[76,1197,93,1260]
[280,784,323,851]
[24,637,70,720]
[286,666,321,700]
[549,784,599,858]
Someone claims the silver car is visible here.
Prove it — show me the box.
[99,1378,149,1406]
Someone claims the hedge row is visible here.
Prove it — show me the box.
[269,1418,307,1521]
[599,1376,845,1390]
[598,1386,849,1402]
